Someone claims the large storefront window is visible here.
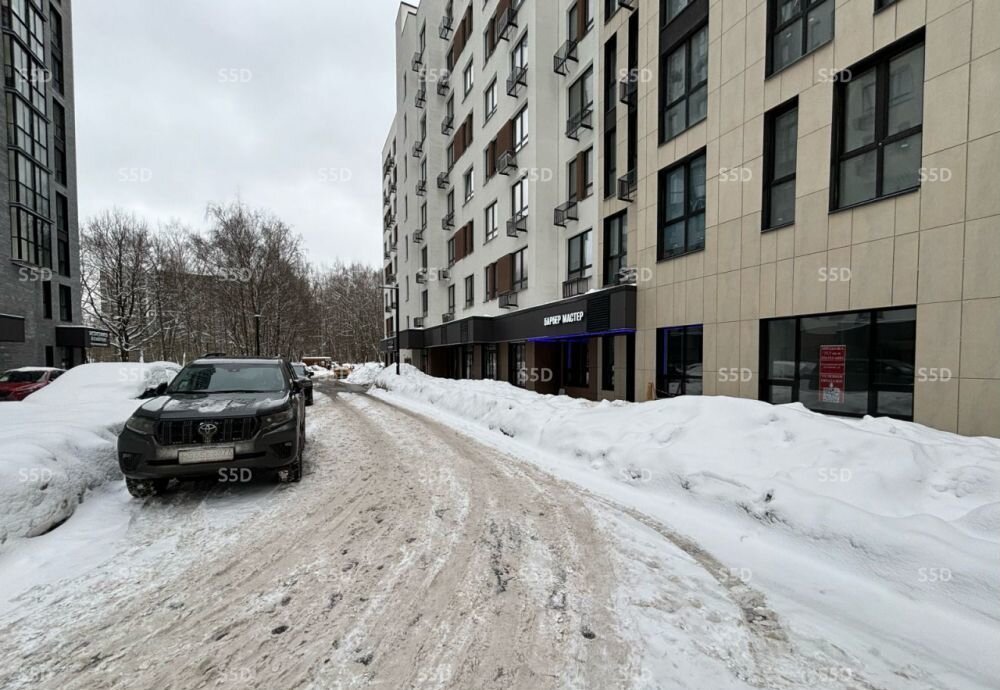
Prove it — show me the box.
[761,307,915,419]
[483,344,497,380]
[509,342,526,387]
[655,325,703,397]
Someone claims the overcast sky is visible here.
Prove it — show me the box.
[74,0,400,267]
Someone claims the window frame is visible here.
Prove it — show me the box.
[657,149,706,261]
[659,24,708,143]
[766,0,835,77]
[603,211,627,286]
[762,96,799,231]
[485,200,498,242]
[830,31,925,212]
[567,229,592,281]
[655,324,704,398]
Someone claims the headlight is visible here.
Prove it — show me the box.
[261,407,294,429]
[125,415,157,435]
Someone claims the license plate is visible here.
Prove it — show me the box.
[178,447,235,464]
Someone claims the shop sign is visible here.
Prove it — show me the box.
[819,345,847,404]
[543,310,585,327]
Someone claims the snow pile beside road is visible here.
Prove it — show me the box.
[0,362,179,547]
[374,365,1000,623]
[345,362,384,385]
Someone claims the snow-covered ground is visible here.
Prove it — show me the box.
[0,362,179,549]
[344,361,384,385]
[372,365,1000,690]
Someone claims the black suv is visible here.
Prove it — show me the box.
[117,357,307,497]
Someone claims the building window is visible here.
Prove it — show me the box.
[42,280,52,319]
[568,1,594,42]
[661,0,692,24]
[10,207,51,268]
[49,7,65,94]
[602,335,615,390]
[604,36,617,113]
[660,25,708,142]
[58,284,72,322]
[509,342,526,387]
[511,32,528,73]
[513,105,529,149]
[768,0,834,74]
[464,275,474,307]
[421,290,428,315]
[604,128,616,198]
[463,167,475,203]
[567,230,592,280]
[833,36,924,209]
[447,237,456,266]
[656,325,703,397]
[563,341,589,388]
[761,307,916,419]
[511,177,528,217]
[463,60,474,96]
[447,284,456,314]
[763,98,798,230]
[584,147,594,197]
[483,344,498,380]
[568,66,594,128]
[485,263,497,301]
[484,79,497,121]
[603,212,627,285]
[657,150,706,260]
[485,201,498,242]
[7,93,48,165]
[512,247,527,291]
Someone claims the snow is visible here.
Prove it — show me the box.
[0,362,180,549]
[372,364,1000,689]
[6,367,60,373]
[345,361,384,385]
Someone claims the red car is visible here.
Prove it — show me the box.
[0,367,65,401]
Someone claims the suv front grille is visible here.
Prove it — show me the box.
[155,417,260,446]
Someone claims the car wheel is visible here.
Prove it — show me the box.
[278,438,303,484]
[125,477,169,498]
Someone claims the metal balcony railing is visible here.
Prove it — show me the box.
[412,51,424,72]
[412,139,424,158]
[415,88,426,108]
[617,168,637,202]
[553,39,578,76]
[439,14,454,40]
[562,275,591,299]
[416,179,427,196]
[499,292,518,309]
[442,212,455,230]
[496,150,517,176]
[619,77,638,106]
[441,114,454,135]
[437,171,450,189]
[566,104,594,140]
[441,312,455,323]
[506,65,527,97]
[496,7,518,42]
[553,200,578,227]
[436,73,450,96]
[506,209,528,237]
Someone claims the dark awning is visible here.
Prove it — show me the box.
[0,314,25,343]
[56,325,112,348]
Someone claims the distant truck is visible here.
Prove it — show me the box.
[302,356,332,369]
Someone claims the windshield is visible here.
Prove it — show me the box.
[0,370,45,383]
[292,364,307,377]
[167,363,287,394]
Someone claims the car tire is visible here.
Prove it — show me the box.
[278,436,304,484]
[125,477,169,498]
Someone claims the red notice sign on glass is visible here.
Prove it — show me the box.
[819,344,847,404]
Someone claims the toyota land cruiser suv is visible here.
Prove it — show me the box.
[117,356,307,497]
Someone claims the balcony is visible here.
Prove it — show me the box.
[416,179,427,196]
[496,149,517,176]
[439,14,454,40]
[412,139,424,158]
[438,268,452,282]
[566,105,594,140]
[496,6,518,42]
[389,238,398,252]
[382,157,395,176]
[562,275,591,299]
[415,87,426,108]
[436,73,450,96]
[388,179,397,194]
[499,292,519,309]
[441,114,454,135]
[441,312,455,323]
[442,212,455,230]
[383,212,396,230]
[414,229,425,244]
[414,317,425,328]
[437,171,450,189]
[553,200,578,227]
[553,39,578,76]
[416,268,427,284]
[506,209,528,237]
[617,169,637,202]
[506,66,527,97]
[385,303,396,314]
[383,248,391,261]
[619,77,638,107]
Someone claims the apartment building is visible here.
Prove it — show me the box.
[383,0,1000,437]
[0,0,93,371]
[382,0,639,401]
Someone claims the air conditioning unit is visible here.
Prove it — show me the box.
[438,269,452,281]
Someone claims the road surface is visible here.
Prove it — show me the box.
[0,384,878,690]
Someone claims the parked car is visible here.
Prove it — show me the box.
[291,362,314,406]
[117,356,308,498]
[0,367,65,401]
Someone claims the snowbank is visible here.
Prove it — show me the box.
[345,362,384,385]
[0,362,180,547]
[374,365,1000,623]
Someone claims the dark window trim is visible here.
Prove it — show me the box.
[758,305,916,421]
[658,22,708,145]
[655,323,703,398]
[762,96,798,231]
[828,29,925,212]
[657,147,706,261]
[764,0,835,79]
[874,0,899,14]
